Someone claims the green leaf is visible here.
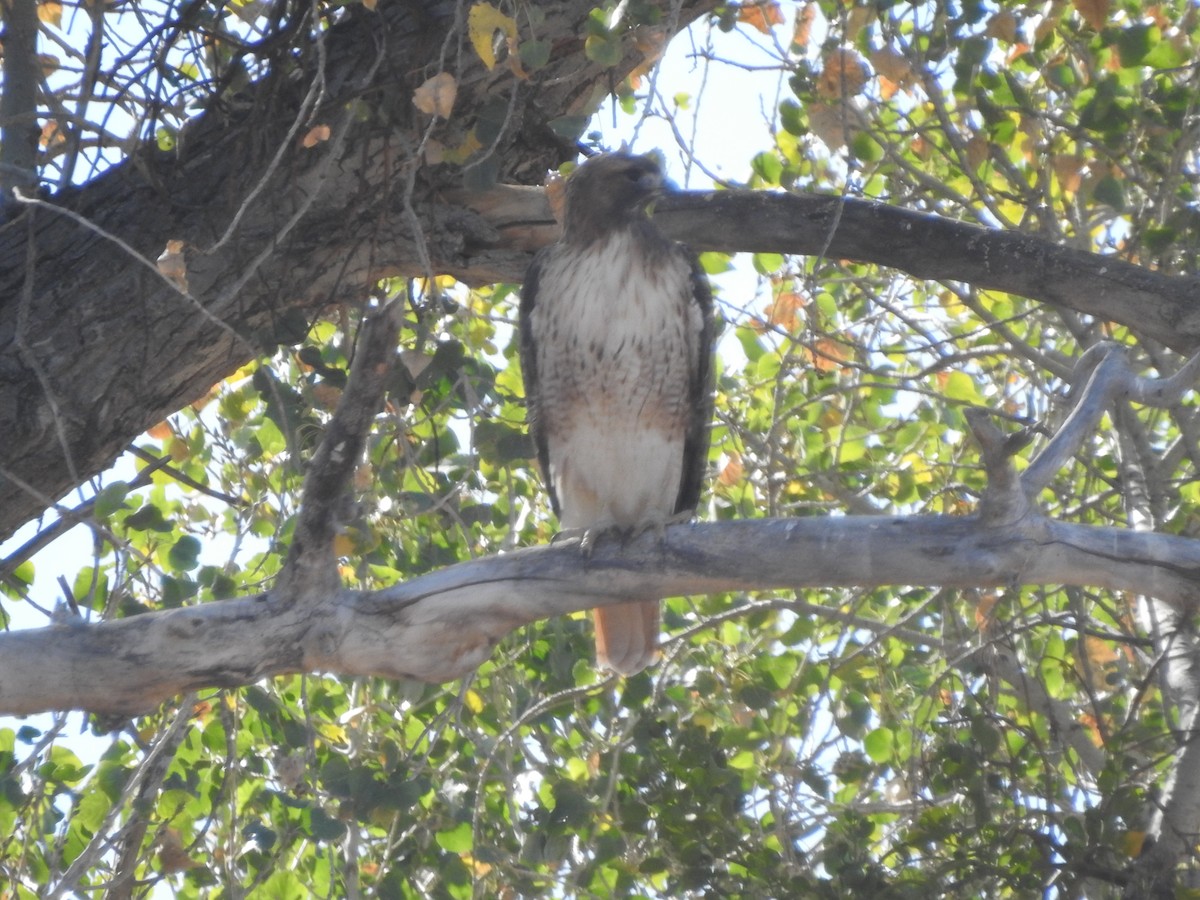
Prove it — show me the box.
[584,33,622,67]
[1092,174,1126,211]
[435,821,473,853]
[864,728,894,763]
[519,39,551,70]
[168,535,202,571]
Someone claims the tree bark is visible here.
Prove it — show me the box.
[0,0,717,542]
[3,512,1199,716]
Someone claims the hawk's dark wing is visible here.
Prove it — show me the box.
[675,247,715,516]
[518,246,561,518]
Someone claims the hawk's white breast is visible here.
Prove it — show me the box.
[531,231,703,530]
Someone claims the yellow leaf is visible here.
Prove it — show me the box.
[38,1,63,27]
[317,722,348,744]
[412,72,457,118]
[464,689,484,714]
[333,533,355,557]
[301,124,331,148]
[1120,830,1146,858]
[468,2,518,71]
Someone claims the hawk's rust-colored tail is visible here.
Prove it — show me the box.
[594,600,660,675]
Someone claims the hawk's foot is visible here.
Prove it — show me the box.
[554,525,620,558]
[626,509,694,545]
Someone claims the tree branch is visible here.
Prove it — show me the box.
[2,514,1199,716]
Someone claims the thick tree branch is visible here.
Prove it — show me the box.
[0,0,40,195]
[470,186,1200,355]
[0,0,718,542]
[2,514,1199,716]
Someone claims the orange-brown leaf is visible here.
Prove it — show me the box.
[738,0,784,35]
[718,452,744,487]
[544,171,568,225]
[38,1,63,27]
[148,421,173,441]
[156,239,188,291]
[817,49,870,99]
[974,592,1000,630]
[412,72,458,118]
[157,830,201,874]
[809,337,849,374]
[765,290,804,332]
[301,124,331,148]
[792,2,817,49]
[1053,154,1083,192]
[985,9,1018,43]
[1074,0,1109,30]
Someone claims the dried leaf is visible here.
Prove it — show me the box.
[39,120,65,149]
[845,5,873,41]
[544,171,568,225]
[1120,830,1147,858]
[871,46,914,90]
[1074,0,1108,30]
[156,239,188,292]
[147,421,173,440]
[468,2,518,71]
[310,383,342,410]
[400,349,434,380]
[809,337,849,374]
[966,133,989,171]
[765,290,804,332]
[157,830,201,873]
[738,1,784,35]
[807,101,849,150]
[974,592,1000,630]
[817,49,870,99]
[792,2,817,49]
[985,9,1018,43]
[412,72,457,118]
[37,1,63,27]
[627,26,667,88]
[718,452,744,487]
[361,0,377,9]
[301,124,331,148]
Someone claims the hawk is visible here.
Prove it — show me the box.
[520,153,715,675]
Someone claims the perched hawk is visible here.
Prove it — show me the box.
[520,153,715,675]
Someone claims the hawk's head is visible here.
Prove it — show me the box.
[562,153,664,241]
